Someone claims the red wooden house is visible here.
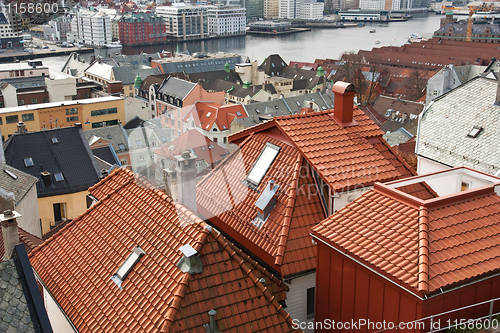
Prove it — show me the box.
[312,167,500,333]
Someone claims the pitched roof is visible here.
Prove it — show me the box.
[183,102,247,131]
[197,133,325,277]
[153,130,228,166]
[92,145,121,167]
[185,70,242,91]
[4,127,101,197]
[84,124,129,154]
[312,167,500,294]
[158,77,196,100]
[30,169,299,333]
[0,245,52,333]
[373,95,424,117]
[0,164,38,206]
[417,76,500,175]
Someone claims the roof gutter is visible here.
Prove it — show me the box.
[311,232,425,301]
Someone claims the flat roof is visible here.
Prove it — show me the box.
[0,63,48,72]
[0,96,122,114]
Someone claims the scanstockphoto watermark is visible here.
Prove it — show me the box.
[292,319,426,331]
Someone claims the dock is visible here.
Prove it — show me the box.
[246,27,311,35]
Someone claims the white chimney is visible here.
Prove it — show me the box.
[0,210,21,260]
[174,151,197,213]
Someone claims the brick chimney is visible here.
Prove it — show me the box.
[175,151,197,212]
[332,82,357,126]
[0,210,21,260]
[17,122,27,134]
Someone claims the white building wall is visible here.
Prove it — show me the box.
[285,272,316,333]
[299,1,324,20]
[207,5,246,36]
[279,0,296,18]
[358,0,385,10]
[71,10,112,46]
[417,157,492,196]
[16,186,42,238]
[43,288,77,333]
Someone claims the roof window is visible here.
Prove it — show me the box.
[252,180,280,228]
[245,142,280,187]
[108,135,112,139]
[111,247,145,289]
[236,111,242,116]
[255,109,260,114]
[136,140,143,147]
[54,173,64,182]
[118,144,125,150]
[51,138,59,144]
[467,126,482,138]
[4,169,17,180]
[202,146,206,151]
[161,136,166,142]
[24,158,34,167]
[206,112,211,117]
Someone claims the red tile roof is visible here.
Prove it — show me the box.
[198,107,434,277]
[0,227,43,260]
[312,171,500,294]
[153,129,228,166]
[30,168,299,333]
[230,109,418,193]
[197,133,325,278]
[183,102,247,132]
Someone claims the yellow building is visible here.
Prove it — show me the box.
[4,125,104,235]
[0,96,125,140]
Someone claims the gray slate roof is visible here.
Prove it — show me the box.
[158,77,196,101]
[156,55,241,74]
[235,92,335,128]
[84,124,129,154]
[0,245,52,333]
[4,127,101,198]
[0,165,38,206]
[417,76,500,175]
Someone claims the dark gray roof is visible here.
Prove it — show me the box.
[0,245,53,333]
[0,14,8,24]
[84,124,129,154]
[112,67,161,85]
[186,70,242,91]
[123,116,146,130]
[380,119,406,133]
[92,145,121,166]
[436,23,500,35]
[259,54,287,76]
[235,92,335,128]
[4,127,101,198]
[0,164,38,206]
[157,77,196,101]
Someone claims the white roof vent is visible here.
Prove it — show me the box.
[177,244,202,274]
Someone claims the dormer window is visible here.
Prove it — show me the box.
[111,247,145,289]
[245,142,280,187]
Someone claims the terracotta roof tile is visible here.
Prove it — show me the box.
[313,174,500,294]
[30,168,299,333]
[183,102,247,132]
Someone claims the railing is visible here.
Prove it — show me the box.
[375,297,500,333]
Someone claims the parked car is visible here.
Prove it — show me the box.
[42,45,48,49]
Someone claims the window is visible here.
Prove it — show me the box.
[461,181,471,191]
[51,138,58,144]
[66,108,78,115]
[54,172,64,182]
[236,111,242,116]
[120,158,127,166]
[137,155,145,162]
[118,144,126,150]
[115,247,145,281]
[18,100,25,106]
[43,97,49,103]
[67,116,78,122]
[84,93,90,98]
[306,287,315,318]
[22,113,34,122]
[246,143,280,186]
[223,137,227,144]
[91,107,118,117]
[177,110,180,117]
[24,157,34,167]
[6,115,18,124]
[136,140,143,147]
[206,112,211,117]
[31,98,37,104]
[0,117,2,124]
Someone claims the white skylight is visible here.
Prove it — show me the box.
[246,143,280,186]
[4,169,17,180]
[51,138,59,144]
[467,126,482,138]
[206,112,211,117]
[115,247,145,281]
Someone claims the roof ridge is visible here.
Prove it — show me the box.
[275,154,302,267]
[417,206,429,293]
[29,168,133,259]
[209,227,300,332]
